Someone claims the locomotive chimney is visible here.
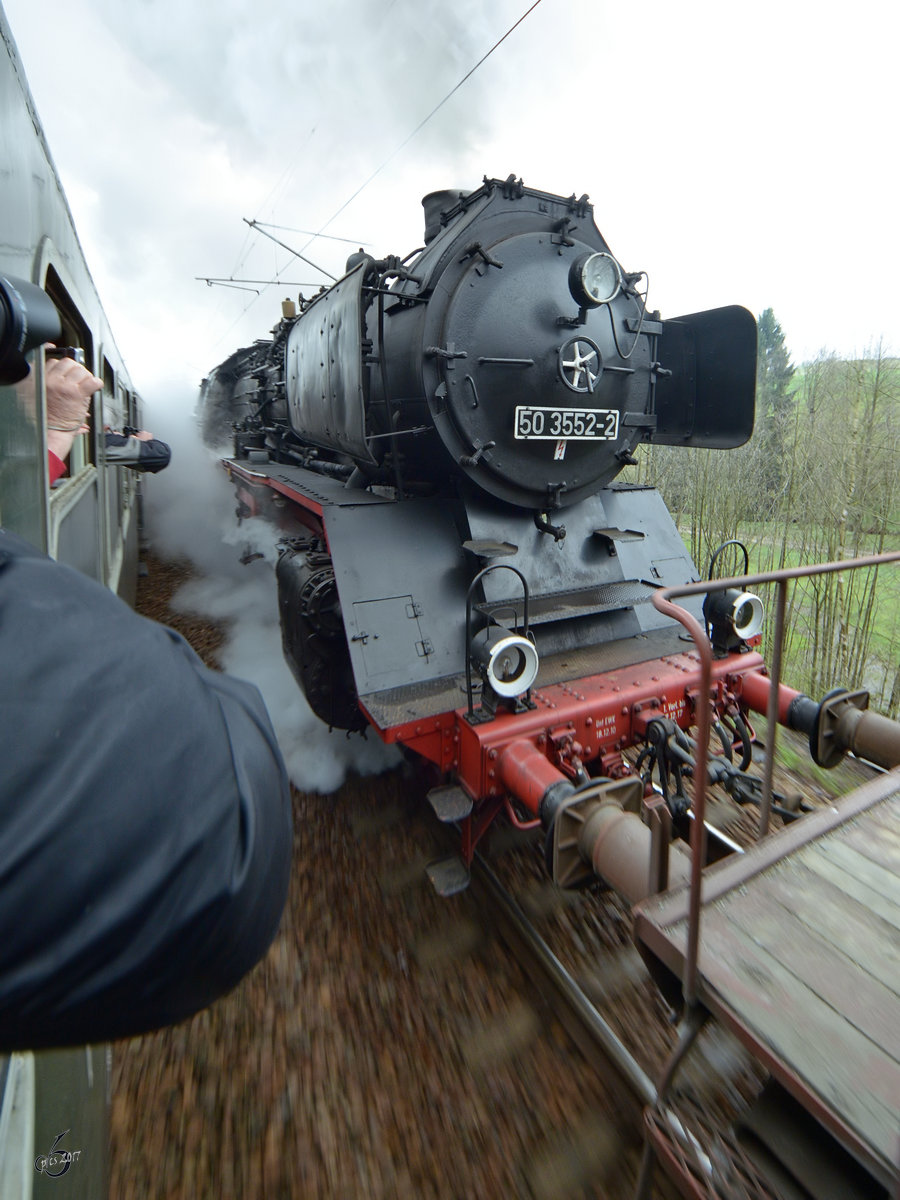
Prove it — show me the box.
[422,190,467,243]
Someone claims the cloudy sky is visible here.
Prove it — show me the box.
[5,0,898,408]
[6,0,897,790]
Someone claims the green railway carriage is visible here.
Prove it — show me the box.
[1,7,144,1195]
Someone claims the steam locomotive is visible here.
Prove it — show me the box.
[202,175,899,892]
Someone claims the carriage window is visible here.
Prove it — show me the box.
[125,387,138,430]
[42,268,96,478]
[102,357,116,437]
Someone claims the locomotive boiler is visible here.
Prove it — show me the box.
[202,175,900,891]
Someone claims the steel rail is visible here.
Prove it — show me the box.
[469,854,737,1200]
[471,853,657,1108]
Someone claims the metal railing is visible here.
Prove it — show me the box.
[633,549,900,1199]
[651,549,900,1008]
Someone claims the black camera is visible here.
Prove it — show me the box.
[45,345,86,364]
[0,274,62,385]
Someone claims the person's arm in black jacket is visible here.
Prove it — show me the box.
[104,429,171,473]
[0,530,292,1050]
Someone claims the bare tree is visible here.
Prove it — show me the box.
[641,328,899,706]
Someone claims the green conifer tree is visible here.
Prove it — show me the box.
[756,308,796,496]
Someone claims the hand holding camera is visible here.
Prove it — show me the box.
[44,354,102,433]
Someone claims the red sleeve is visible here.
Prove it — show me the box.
[48,451,66,483]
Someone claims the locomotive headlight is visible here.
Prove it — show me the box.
[703,588,765,653]
[472,629,540,699]
[569,252,621,308]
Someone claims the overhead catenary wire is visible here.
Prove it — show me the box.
[198,277,324,287]
[308,0,546,242]
[209,0,545,346]
[226,124,320,284]
[251,223,371,247]
[197,276,325,294]
[242,219,337,281]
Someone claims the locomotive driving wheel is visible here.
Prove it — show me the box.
[277,547,366,731]
[299,566,344,637]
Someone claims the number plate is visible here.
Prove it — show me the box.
[514,405,619,441]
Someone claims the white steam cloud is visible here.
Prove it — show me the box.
[6,0,899,392]
[142,391,400,794]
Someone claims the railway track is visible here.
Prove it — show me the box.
[453,732,888,1200]
[472,853,656,1111]
[465,846,776,1200]
[115,553,895,1200]
[409,790,766,1199]
[120,553,662,1198]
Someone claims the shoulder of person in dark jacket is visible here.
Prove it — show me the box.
[0,528,292,1050]
[104,430,172,473]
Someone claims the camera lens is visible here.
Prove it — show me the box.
[0,275,62,384]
